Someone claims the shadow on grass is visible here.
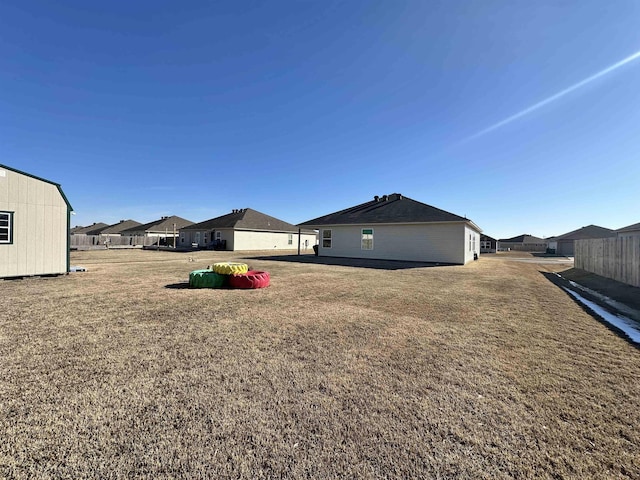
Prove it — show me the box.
[540,270,640,348]
[165,282,192,289]
[243,254,452,271]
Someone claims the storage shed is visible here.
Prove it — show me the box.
[0,164,73,278]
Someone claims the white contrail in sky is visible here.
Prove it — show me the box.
[462,49,640,143]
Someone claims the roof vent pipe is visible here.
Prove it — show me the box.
[374,195,379,202]
[382,195,388,201]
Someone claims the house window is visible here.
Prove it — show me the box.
[322,229,332,248]
[472,235,476,252]
[288,234,293,245]
[216,231,221,240]
[361,228,374,250]
[0,211,13,244]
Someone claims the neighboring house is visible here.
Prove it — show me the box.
[70,222,109,235]
[616,222,640,238]
[547,225,616,256]
[480,234,498,253]
[498,234,547,252]
[298,193,482,265]
[100,219,142,238]
[122,215,193,246]
[179,208,317,251]
[0,164,73,278]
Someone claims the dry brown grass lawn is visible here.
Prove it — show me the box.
[1,249,639,479]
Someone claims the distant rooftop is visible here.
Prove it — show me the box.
[183,208,315,234]
[299,193,480,230]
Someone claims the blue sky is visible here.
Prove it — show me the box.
[2,1,639,239]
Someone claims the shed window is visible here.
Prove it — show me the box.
[322,229,332,248]
[361,228,374,250]
[288,234,293,245]
[0,211,13,244]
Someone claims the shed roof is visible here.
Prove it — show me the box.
[183,208,315,234]
[298,193,481,231]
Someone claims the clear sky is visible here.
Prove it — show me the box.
[2,1,639,239]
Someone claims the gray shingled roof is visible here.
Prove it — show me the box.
[617,222,640,233]
[498,234,546,243]
[553,224,616,241]
[298,193,480,229]
[71,222,110,235]
[183,208,314,234]
[100,219,142,235]
[121,215,193,234]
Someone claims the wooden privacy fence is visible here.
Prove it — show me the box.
[575,237,640,288]
[70,235,157,248]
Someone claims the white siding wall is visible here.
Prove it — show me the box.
[233,230,317,251]
[463,225,481,264]
[318,223,473,264]
[0,169,68,277]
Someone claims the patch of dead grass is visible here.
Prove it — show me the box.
[1,250,639,479]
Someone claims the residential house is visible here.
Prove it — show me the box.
[0,164,73,278]
[480,234,498,253]
[497,234,547,252]
[547,225,616,256]
[122,215,193,246]
[298,193,482,264]
[100,219,142,238]
[616,222,640,238]
[179,208,317,251]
